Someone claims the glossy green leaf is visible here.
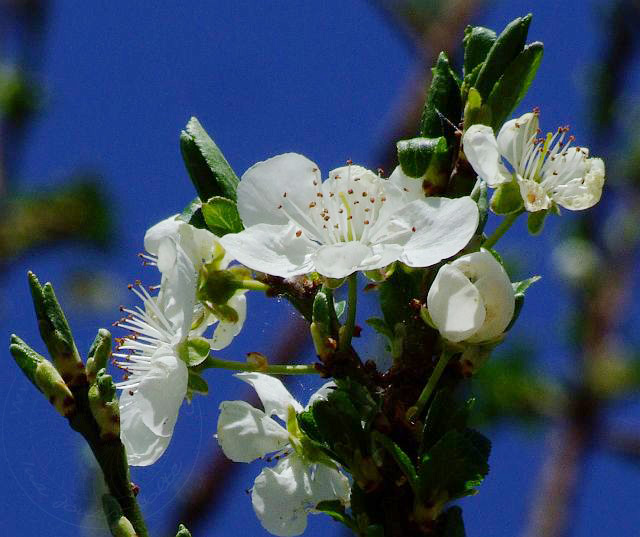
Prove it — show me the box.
[178,197,207,229]
[180,117,239,201]
[474,14,532,100]
[512,275,541,295]
[201,196,244,236]
[420,52,462,147]
[372,431,418,492]
[397,136,447,178]
[487,42,544,130]
[463,26,497,76]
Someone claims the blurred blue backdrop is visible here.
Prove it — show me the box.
[1,1,638,536]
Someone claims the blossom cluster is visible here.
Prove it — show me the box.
[111,106,604,535]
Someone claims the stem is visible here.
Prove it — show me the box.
[483,210,523,249]
[412,348,453,417]
[207,357,320,375]
[240,279,270,292]
[339,273,358,350]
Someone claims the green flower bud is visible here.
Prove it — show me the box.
[89,369,120,440]
[86,329,112,384]
[34,358,75,417]
[175,524,192,537]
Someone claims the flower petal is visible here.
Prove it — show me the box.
[427,264,485,342]
[236,372,302,420]
[252,457,312,537]
[312,241,379,278]
[210,293,247,350]
[120,392,172,466]
[309,464,351,507]
[238,153,321,228]
[519,179,551,212]
[496,112,538,174]
[463,124,511,187]
[134,349,188,436]
[221,222,317,278]
[217,400,290,463]
[383,197,478,268]
[143,215,182,254]
[388,165,424,202]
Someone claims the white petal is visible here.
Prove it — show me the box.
[306,381,336,409]
[252,457,312,537]
[519,179,551,212]
[309,464,351,507]
[120,393,172,466]
[221,222,317,278]
[210,293,247,350]
[238,153,321,228]
[547,155,605,211]
[312,241,377,278]
[143,215,182,254]
[383,197,478,268]
[463,124,511,187]
[496,112,538,173]
[134,350,188,436]
[452,250,515,342]
[236,372,302,420]
[388,166,424,202]
[427,264,485,342]
[217,400,290,463]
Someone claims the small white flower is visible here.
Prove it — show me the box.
[220,153,479,279]
[462,111,605,211]
[115,217,246,466]
[217,373,350,536]
[427,249,515,343]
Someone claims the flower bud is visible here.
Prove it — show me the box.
[426,250,515,343]
[86,329,112,384]
[35,358,76,417]
[88,369,120,440]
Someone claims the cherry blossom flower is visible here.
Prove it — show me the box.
[427,249,515,343]
[115,217,246,465]
[220,153,479,279]
[462,111,605,211]
[217,373,350,536]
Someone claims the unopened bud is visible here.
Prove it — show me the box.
[35,359,75,417]
[87,329,112,384]
[175,524,192,537]
[102,495,138,537]
[89,369,120,440]
[246,352,268,371]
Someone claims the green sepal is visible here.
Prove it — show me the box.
[471,179,489,234]
[311,286,338,359]
[397,136,446,178]
[177,197,207,229]
[507,294,525,333]
[28,272,85,386]
[436,506,466,537]
[197,263,248,310]
[175,524,193,537]
[420,52,462,147]
[490,179,523,215]
[315,500,358,531]
[487,42,544,131]
[527,209,548,235]
[371,430,419,493]
[86,329,112,384]
[463,26,497,76]
[180,337,211,367]
[187,370,209,396]
[102,494,138,537]
[180,116,239,202]
[474,14,532,100]
[512,275,541,295]
[201,196,244,236]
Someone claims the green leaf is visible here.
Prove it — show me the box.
[487,42,544,130]
[418,429,490,502]
[177,197,207,229]
[421,390,473,454]
[366,525,385,537]
[420,52,462,147]
[474,14,532,100]
[436,506,466,537]
[201,196,244,236]
[365,317,393,340]
[463,26,497,76]
[379,266,420,328]
[187,370,209,395]
[180,116,239,201]
[512,275,541,295]
[397,136,447,178]
[527,209,548,235]
[297,409,322,442]
[372,431,419,492]
[334,300,346,320]
[490,179,523,215]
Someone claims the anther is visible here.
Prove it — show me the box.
[347,189,354,194]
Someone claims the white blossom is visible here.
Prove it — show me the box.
[115,217,246,466]
[427,249,515,343]
[217,373,350,536]
[462,111,605,211]
[220,153,479,279]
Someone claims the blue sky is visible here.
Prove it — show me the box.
[2,2,638,536]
